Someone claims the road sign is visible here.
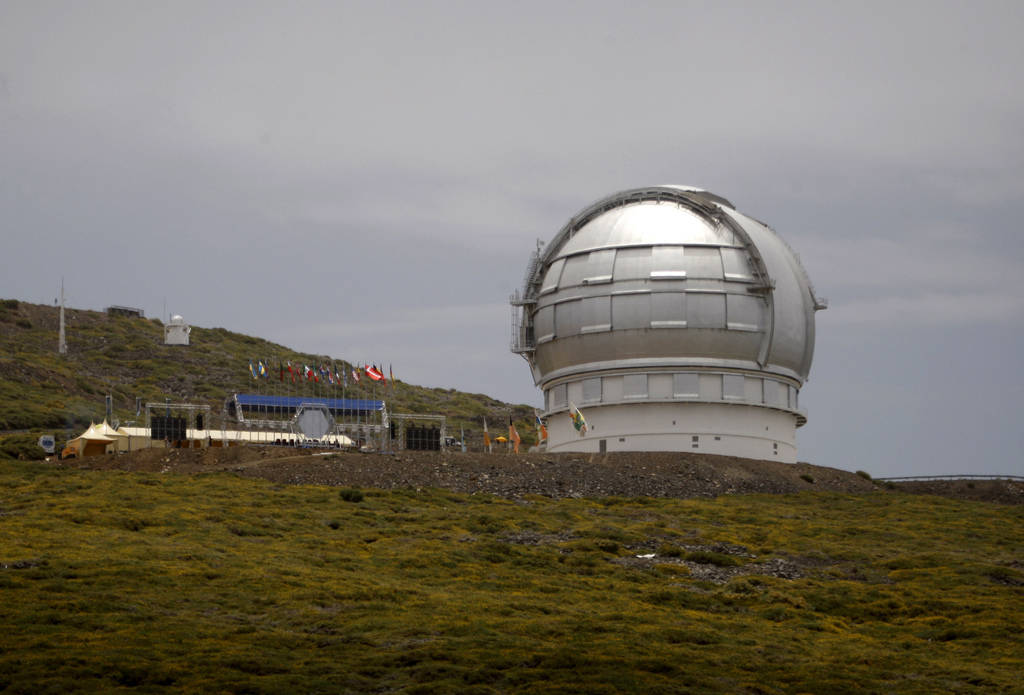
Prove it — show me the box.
[38,435,55,454]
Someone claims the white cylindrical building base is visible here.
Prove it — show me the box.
[545,402,799,463]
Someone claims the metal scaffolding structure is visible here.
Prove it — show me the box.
[226,393,388,449]
[389,413,448,451]
[144,402,213,447]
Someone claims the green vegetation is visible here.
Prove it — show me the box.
[0,300,536,450]
[0,463,1021,693]
[0,432,49,461]
[339,487,365,503]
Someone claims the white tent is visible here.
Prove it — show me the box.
[62,421,120,458]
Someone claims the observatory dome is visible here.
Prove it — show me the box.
[511,186,825,461]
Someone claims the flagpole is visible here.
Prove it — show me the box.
[372,365,377,450]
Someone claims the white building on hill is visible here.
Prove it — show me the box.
[164,314,190,346]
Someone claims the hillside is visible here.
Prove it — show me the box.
[2,460,1021,693]
[0,299,534,449]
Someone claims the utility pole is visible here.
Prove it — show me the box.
[58,278,67,355]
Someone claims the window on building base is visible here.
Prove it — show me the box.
[723,374,744,400]
[551,384,567,409]
[673,373,699,399]
[623,374,648,399]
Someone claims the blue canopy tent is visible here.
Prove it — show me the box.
[227,394,384,422]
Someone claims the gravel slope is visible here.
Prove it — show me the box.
[64,446,880,499]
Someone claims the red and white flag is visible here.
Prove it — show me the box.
[365,364,384,382]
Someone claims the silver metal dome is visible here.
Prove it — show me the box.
[512,185,825,397]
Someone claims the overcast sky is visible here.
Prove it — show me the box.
[2,1,1022,477]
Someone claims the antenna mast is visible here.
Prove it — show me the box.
[58,278,67,355]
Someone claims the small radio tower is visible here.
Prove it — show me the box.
[58,278,67,356]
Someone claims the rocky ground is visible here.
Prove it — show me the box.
[55,445,1022,504]
[879,478,1024,505]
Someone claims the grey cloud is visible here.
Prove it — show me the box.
[2,0,1022,475]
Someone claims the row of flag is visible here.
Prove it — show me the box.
[483,416,522,453]
[247,360,393,387]
[246,358,591,449]
[479,403,589,453]
[478,407,573,454]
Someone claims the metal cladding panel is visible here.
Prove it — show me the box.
[559,255,592,288]
[681,247,724,279]
[613,247,653,280]
[651,246,688,276]
[650,292,686,325]
[581,296,611,332]
[587,249,617,280]
[559,250,615,288]
[721,247,755,281]
[687,293,726,328]
[722,208,817,380]
[611,293,651,330]
[726,294,765,331]
[540,258,565,294]
[559,207,624,253]
[555,300,583,336]
[558,202,718,256]
[534,305,555,340]
[533,328,763,376]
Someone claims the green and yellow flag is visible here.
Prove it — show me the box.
[569,402,587,436]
